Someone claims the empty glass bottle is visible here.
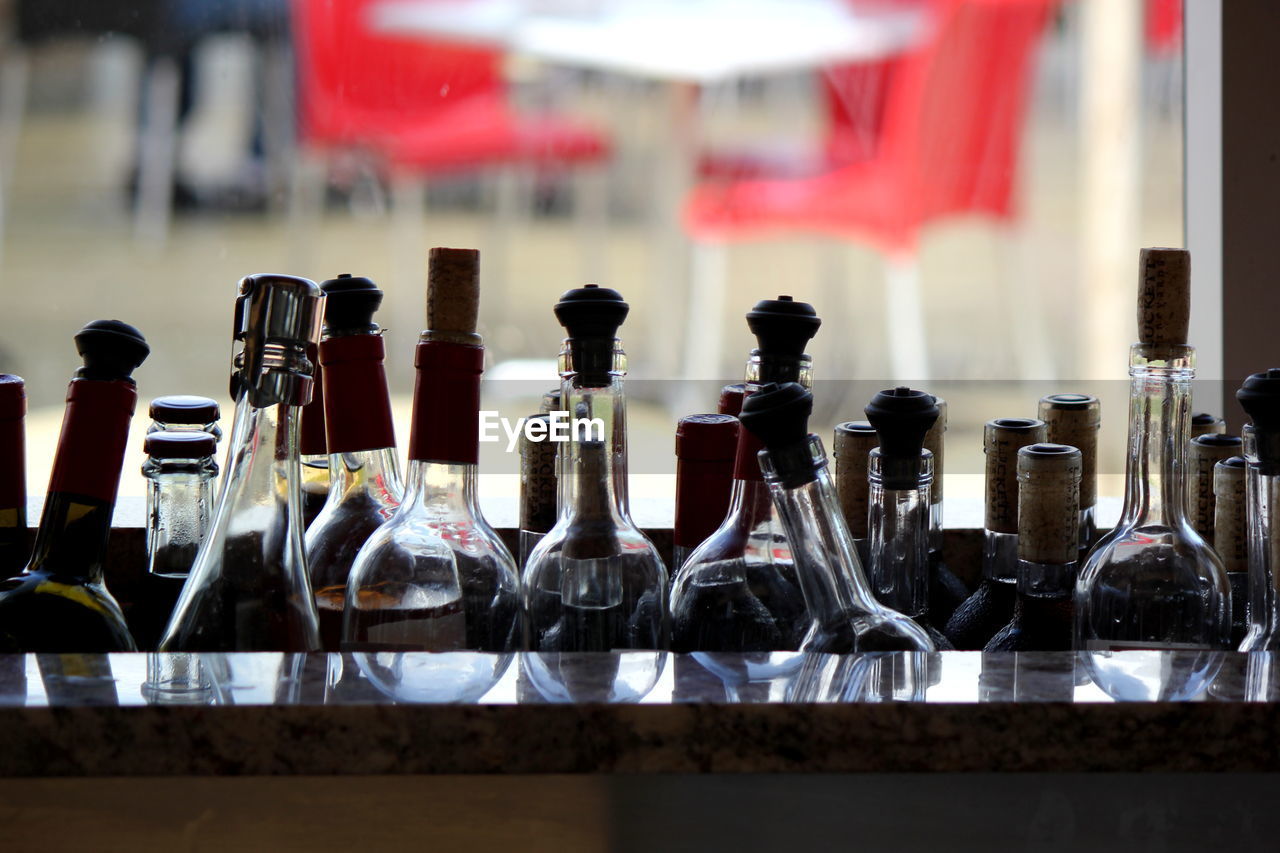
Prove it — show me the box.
[0,321,149,652]
[1075,248,1229,658]
[669,296,819,654]
[524,285,667,652]
[142,430,218,578]
[739,382,934,653]
[943,417,1045,649]
[160,274,325,652]
[1238,370,1280,652]
[305,273,404,650]
[986,443,1081,651]
[345,248,519,652]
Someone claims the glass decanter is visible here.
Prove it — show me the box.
[159,274,325,652]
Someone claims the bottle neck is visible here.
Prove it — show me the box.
[212,393,303,540]
[320,333,396,454]
[1119,346,1195,528]
[401,459,481,518]
[326,447,403,509]
[557,374,633,526]
[1244,426,1280,649]
[867,451,931,619]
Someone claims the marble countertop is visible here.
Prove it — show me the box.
[4,651,1280,776]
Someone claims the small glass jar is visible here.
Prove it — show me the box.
[142,430,218,578]
[148,395,223,442]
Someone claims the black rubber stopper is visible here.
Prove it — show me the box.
[864,386,939,490]
[74,319,149,382]
[320,273,383,335]
[745,295,820,384]
[144,429,217,460]
[738,381,819,487]
[554,284,629,383]
[1238,368,1280,472]
[149,395,220,426]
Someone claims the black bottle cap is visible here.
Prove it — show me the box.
[320,273,383,335]
[554,284,628,383]
[149,395,220,425]
[74,319,149,381]
[746,295,820,357]
[738,381,819,487]
[1238,368,1280,471]
[144,429,217,460]
[864,386,939,490]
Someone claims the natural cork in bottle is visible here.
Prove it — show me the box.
[1017,443,1082,565]
[1136,247,1191,347]
[1189,434,1243,539]
[424,247,482,344]
[1213,456,1247,574]
[923,397,947,505]
[834,421,878,539]
[985,418,1047,534]
[1038,394,1100,511]
[519,414,558,537]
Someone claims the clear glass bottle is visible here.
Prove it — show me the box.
[159,274,325,652]
[1238,370,1280,652]
[345,248,519,652]
[669,296,819,654]
[305,274,404,651]
[524,284,668,652]
[739,382,934,653]
[943,417,1045,649]
[297,356,329,530]
[0,321,149,652]
[0,375,27,576]
[1039,393,1101,555]
[142,430,218,578]
[1075,248,1229,659]
[986,443,1081,652]
[148,395,222,442]
[671,414,738,570]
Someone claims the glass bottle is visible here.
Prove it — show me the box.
[1191,412,1225,438]
[297,354,329,530]
[943,417,1045,649]
[524,284,667,652]
[1075,248,1229,657]
[159,274,324,652]
[0,375,27,576]
[669,296,819,654]
[986,443,1081,651]
[1213,455,1248,647]
[672,414,738,570]
[148,395,222,442]
[518,412,557,570]
[1238,369,1280,652]
[142,430,218,577]
[1039,393,1101,555]
[1188,433,1242,541]
[863,386,951,647]
[739,381,934,653]
[345,248,519,652]
[304,273,404,650]
[0,321,149,652]
[833,420,876,569]
[923,398,969,625]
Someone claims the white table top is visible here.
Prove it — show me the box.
[371,0,924,83]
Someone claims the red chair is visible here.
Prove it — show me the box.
[682,0,1055,381]
[289,0,610,289]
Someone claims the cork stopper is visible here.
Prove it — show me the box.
[834,421,878,539]
[922,397,946,504]
[518,414,558,536]
[985,418,1047,534]
[1190,412,1226,438]
[1016,443,1082,565]
[562,440,614,560]
[1136,247,1191,346]
[540,388,561,415]
[424,247,481,345]
[1213,456,1247,574]
[1189,433,1243,539]
[1038,394,1101,510]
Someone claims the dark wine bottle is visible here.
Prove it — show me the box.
[0,375,27,576]
[0,321,149,652]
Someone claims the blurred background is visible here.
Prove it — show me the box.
[0,0,1186,504]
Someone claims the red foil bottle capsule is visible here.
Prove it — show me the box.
[0,376,27,575]
[673,414,738,570]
